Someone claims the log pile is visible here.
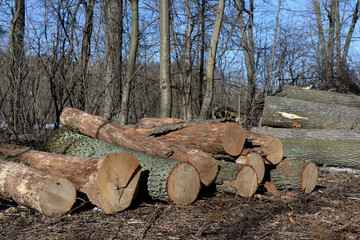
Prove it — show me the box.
[0,105,322,217]
[258,85,360,170]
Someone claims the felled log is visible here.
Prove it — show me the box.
[136,117,186,126]
[261,96,360,132]
[0,158,76,217]
[134,120,246,157]
[243,131,284,165]
[251,126,360,141]
[0,144,141,213]
[43,128,201,205]
[235,152,265,184]
[270,158,318,194]
[278,85,360,108]
[60,107,217,186]
[215,160,258,198]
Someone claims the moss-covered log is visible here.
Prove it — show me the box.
[43,128,201,206]
[270,158,318,194]
[0,144,141,213]
[60,107,217,186]
[261,96,360,132]
[278,85,360,108]
[0,158,76,217]
[216,160,258,197]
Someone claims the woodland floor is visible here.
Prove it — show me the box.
[0,165,359,240]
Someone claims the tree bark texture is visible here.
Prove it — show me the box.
[0,158,76,217]
[43,128,201,205]
[216,160,258,198]
[278,85,360,108]
[270,158,318,194]
[261,96,360,132]
[59,107,218,186]
[0,144,141,213]
[199,0,225,119]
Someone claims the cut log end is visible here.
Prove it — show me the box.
[190,151,219,187]
[301,162,319,194]
[235,165,258,198]
[96,152,142,213]
[223,123,246,156]
[166,162,201,206]
[39,178,76,218]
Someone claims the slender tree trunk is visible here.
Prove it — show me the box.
[327,0,336,87]
[342,0,360,62]
[79,0,95,111]
[119,0,139,125]
[235,0,256,121]
[8,0,25,133]
[265,0,281,95]
[160,0,172,118]
[199,0,225,119]
[103,0,123,120]
[197,0,206,114]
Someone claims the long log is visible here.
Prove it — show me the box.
[43,128,201,205]
[215,160,258,198]
[0,144,141,213]
[270,158,318,194]
[60,107,218,186]
[251,126,360,141]
[278,85,360,108]
[134,121,246,157]
[261,96,360,132]
[0,158,76,217]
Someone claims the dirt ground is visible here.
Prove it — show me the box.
[0,166,359,240]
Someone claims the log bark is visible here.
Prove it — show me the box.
[0,158,76,217]
[278,85,360,109]
[0,144,141,213]
[60,107,217,186]
[270,158,318,194]
[134,121,246,157]
[216,160,258,197]
[261,96,360,132]
[43,128,201,205]
[136,117,186,126]
[235,152,265,184]
[251,126,360,141]
[244,131,284,165]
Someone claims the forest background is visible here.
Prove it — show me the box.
[0,0,359,140]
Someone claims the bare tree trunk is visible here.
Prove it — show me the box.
[235,0,256,122]
[199,0,225,119]
[342,0,360,62]
[79,0,95,111]
[160,0,172,118]
[119,0,139,125]
[8,0,25,134]
[103,0,123,120]
[197,0,206,114]
[265,0,281,95]
[313,0,329,88]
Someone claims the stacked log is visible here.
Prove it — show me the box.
[0,155,76,217]
[43,128,201,206]
[260,85,360,170]
[60,107,218,187]
[0,144,141,213]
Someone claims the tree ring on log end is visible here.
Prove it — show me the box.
[235,165,258,198]
[39,178,76,218]
[223,123,246,156]
[97,152,141,213]
[166,162,201,206]
[301,162,318,194]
